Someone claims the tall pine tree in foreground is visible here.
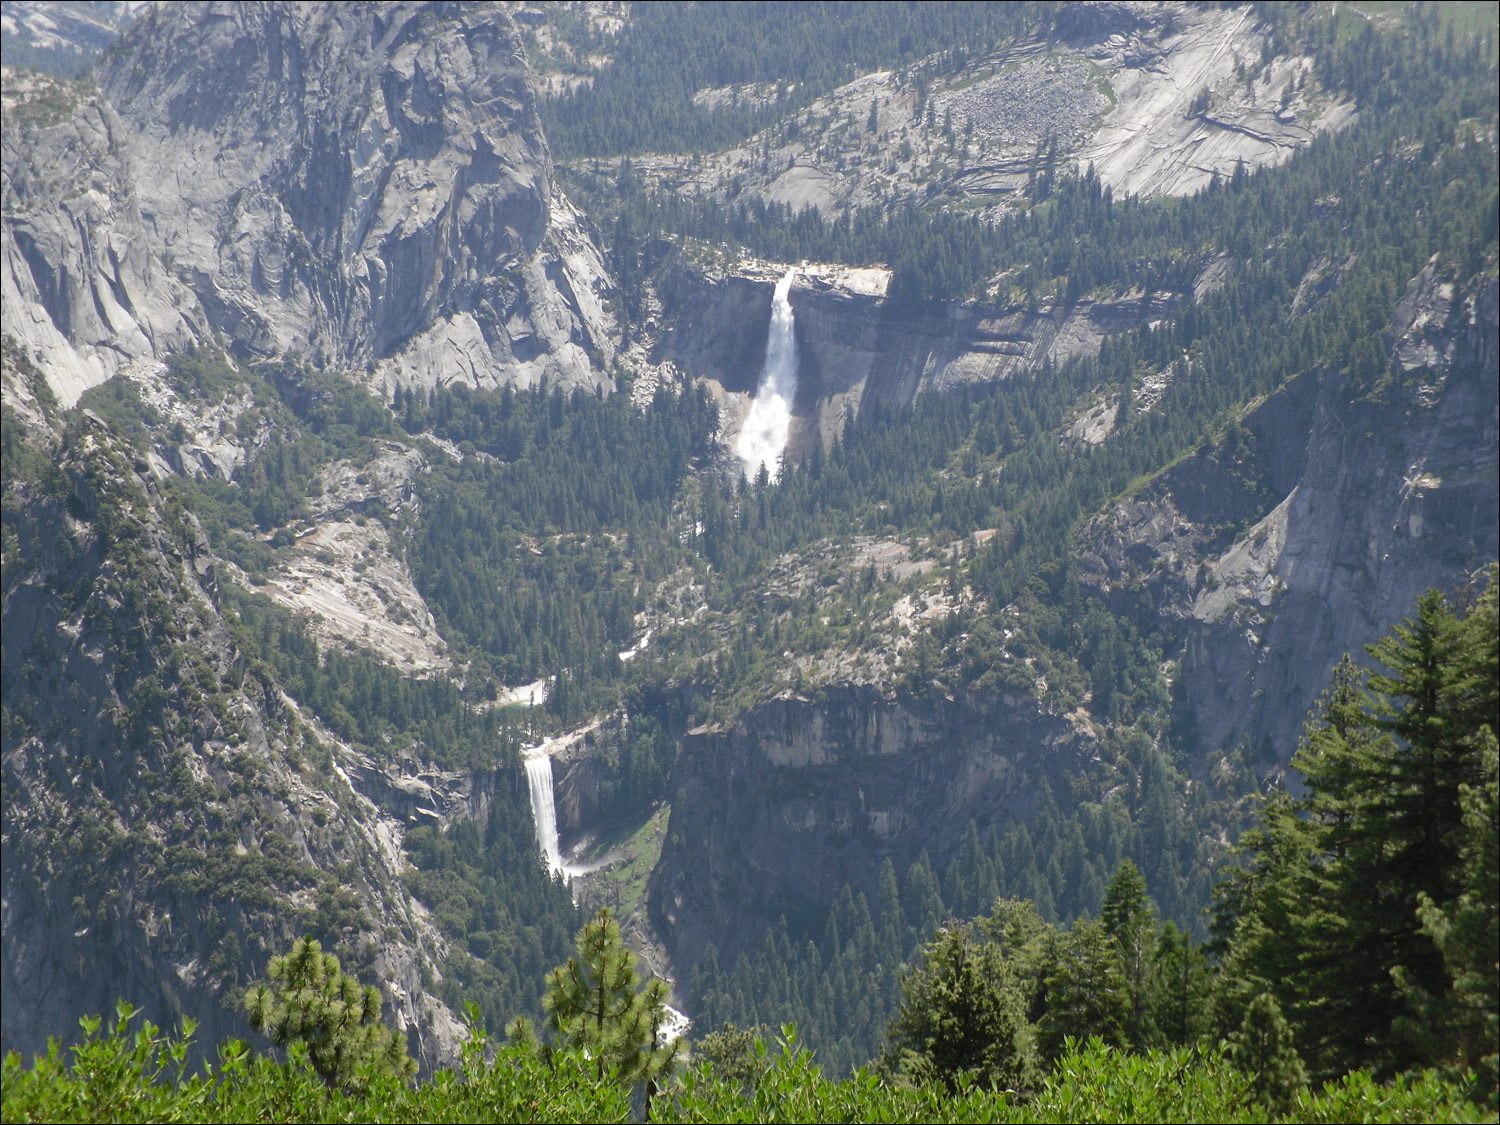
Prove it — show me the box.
[513,907,679,1111]
[1214,568,1499,1088]
[243,936,415,1091]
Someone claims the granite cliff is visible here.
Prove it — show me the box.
[3,1,615,408]
[653,259,1173,467]
[1078,267,1500,766]
[649,685,1094,968]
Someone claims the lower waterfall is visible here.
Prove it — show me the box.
[523,750,566,879]
[522,745,690,1040]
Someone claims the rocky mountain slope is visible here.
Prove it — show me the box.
[3,1,616,408]
[573,3,1352,217]
[0,1,133,76]
[2,70,205,404]
[2,0,612,1070]
[0,353,464,1067]
[1080,267,1500,765]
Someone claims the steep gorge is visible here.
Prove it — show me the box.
[649,685,1094,969]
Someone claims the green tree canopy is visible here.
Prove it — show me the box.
[880,922,1034,1091]
[1214,570,1499,1083]
[1228,992,1308,1115]
[243,935,414,1091]
[519,907,680,1103]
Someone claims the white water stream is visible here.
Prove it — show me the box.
[522,743,617,883]
[523,750,566,876]
[735,269,799,480]
[522,746,690,1041]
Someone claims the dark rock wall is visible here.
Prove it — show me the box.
[648,686,1090,970]
[1079,273,1499,766]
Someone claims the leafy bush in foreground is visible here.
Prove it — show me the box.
[2,1003,1485,1124]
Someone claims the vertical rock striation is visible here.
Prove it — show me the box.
[4,2,615,405]
[2,74,205,405]
[1078,270,1499,765]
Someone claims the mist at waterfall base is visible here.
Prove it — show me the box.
[735,270,799,481]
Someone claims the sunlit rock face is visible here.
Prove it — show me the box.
[1077,271,1500,766]
[2,73,206,406]
[3,2,614,406]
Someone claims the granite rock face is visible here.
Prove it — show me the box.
[1078,269,1500,765]
[1,74,205,405]
[659,259,1173,466]
[3,2,614,406]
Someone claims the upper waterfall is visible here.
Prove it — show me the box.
[736,270,799,480]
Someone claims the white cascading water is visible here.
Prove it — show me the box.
[523,747,689,1033]
[523,750,566,878]
[523,744,617,883]
[735,269,799,480]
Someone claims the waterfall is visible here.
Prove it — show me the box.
[523,744,624,883]
[523,751,565,878]
[735,269,799,480]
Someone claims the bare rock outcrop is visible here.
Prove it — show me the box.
[1,72,205,405]
[4,2,615,406]
[1075,3,1357,199]
[1077,270,1499,764]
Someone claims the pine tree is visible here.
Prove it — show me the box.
[533,908,679,1100]
[1408,728,1499,1108]
[1036,920,1129,1061]
[1149,921,1209,1048]
[880,922,1032,1091]
[1366,588,1482,905]
[1215,577,1499,1080]
[243,936,415,1091]
[1229,992,1308,1114]
[1101,859,1157,1049]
